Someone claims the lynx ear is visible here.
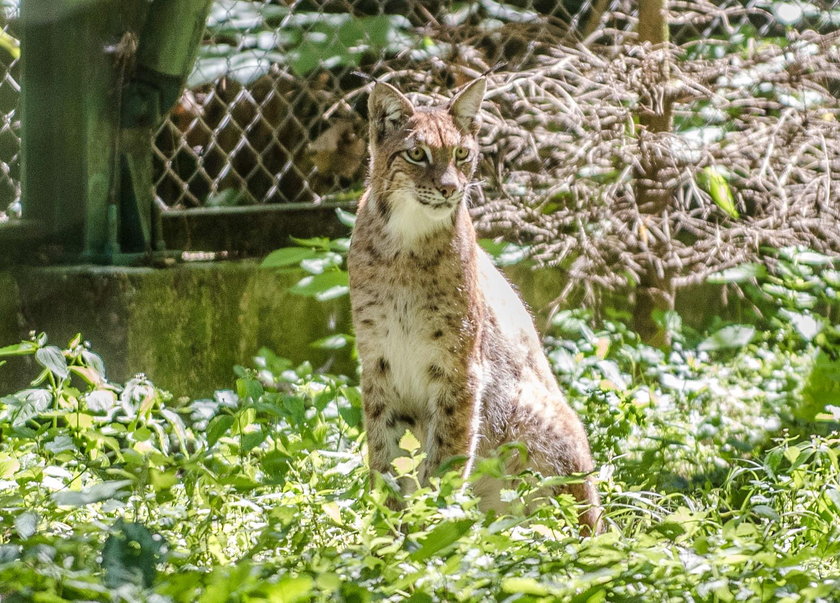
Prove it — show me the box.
[449,78,486,134]
[368,81,414,144]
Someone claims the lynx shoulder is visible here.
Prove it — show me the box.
[348,78,602,533]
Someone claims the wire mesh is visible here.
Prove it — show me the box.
[153,0,609,208]
[154,0,840,212]
[0,0,837,246]
[0,0,19,225]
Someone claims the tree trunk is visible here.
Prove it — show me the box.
[633,0,674,346]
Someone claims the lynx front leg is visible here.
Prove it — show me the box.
[362,362,427,504]
[420,381,481,484]
[361,370,402,481]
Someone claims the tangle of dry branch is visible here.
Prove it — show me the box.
[384,1,840,303]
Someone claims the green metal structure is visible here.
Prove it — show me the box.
[13,0,211,264]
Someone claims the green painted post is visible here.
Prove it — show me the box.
[119,0,213,260]
[19,0,210,264]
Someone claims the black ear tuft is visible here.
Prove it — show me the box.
[368,82,414,144]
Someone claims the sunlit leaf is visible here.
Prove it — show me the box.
[261,247,320,268]
[52,480,133,507]
[697,166,738,219]
[290,271,349,301]
[398,430,421,454]
[14,512,37,540]
[0,452,20,478]
[310,334,353,350]
[35,346,69,380]
[335,207,357,227]
[707,263,767,284]
[0,341,38,357]
[698,325,755,351]
[501,577,551,596]
[263,575,314,603]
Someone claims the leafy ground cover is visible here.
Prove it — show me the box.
[1,249,840,601]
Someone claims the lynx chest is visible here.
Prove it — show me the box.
[349,250,472,415]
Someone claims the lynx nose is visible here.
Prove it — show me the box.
[438,184,456,198]
[436,168,458,199]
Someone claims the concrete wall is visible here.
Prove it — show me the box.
[0,259,731,397]
[0,261,354,397]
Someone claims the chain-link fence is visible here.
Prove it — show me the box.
[153,0,839,210]
[0,1,837,223]
[152,0,612,208]
[0,1,19,225]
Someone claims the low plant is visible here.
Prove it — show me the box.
[1,298,838,601]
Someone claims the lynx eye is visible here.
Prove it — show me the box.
[404,147,428,164]
[454,146,470,162]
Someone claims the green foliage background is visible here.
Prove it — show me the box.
[1,242,840,601]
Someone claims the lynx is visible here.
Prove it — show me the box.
[348,79,602,533]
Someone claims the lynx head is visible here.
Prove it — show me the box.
[366,79,485,239]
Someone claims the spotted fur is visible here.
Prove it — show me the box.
[348,79,602,533]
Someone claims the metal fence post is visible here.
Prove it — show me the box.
[18,0,209,264]
[119,0,212,259]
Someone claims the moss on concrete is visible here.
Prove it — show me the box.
[0,259,744,397]
[0,261,352,397]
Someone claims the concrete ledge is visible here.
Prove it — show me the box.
[0,258,732,397]
[0,261,353,397]
[161,202,355,256]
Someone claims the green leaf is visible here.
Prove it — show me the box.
[102,520,165,589]
[338,405,362,428]
[479,239,530,266]
[14,512,38,539]
[698,325,755,351]
[205,188,246,207]
[52,480,133,507]
[790,250,836,266]
[263,575,314,603]
[287,15,397,76]
[260,450,291,481]
[300,252,343,275]
[825,488,840,513]
[0,341,38,357]
[2,389,52,427]
[236,377,264,402]
[45,434,75,454]
[0,452,20,478]
[282,395,306,424]
[410,519,474,561]
[329,237,351,252]
[752,505,780,521]
[501,577,551,596]
[392,455,421,475]
[207,415,235,447]
[707,263,766,284]
[310,334,353,350]
[261,247,320,268]
[779,310,822,341]
[0,30,20,60]
[241,428,268,453]
[35,346,69,379]
[82,349,107,376]
[698,166,738,218]
[399,430,421,454]
[335,207,357,227]
[86,389,117,413]
[290,271,349,301]
[289,236,331,250]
